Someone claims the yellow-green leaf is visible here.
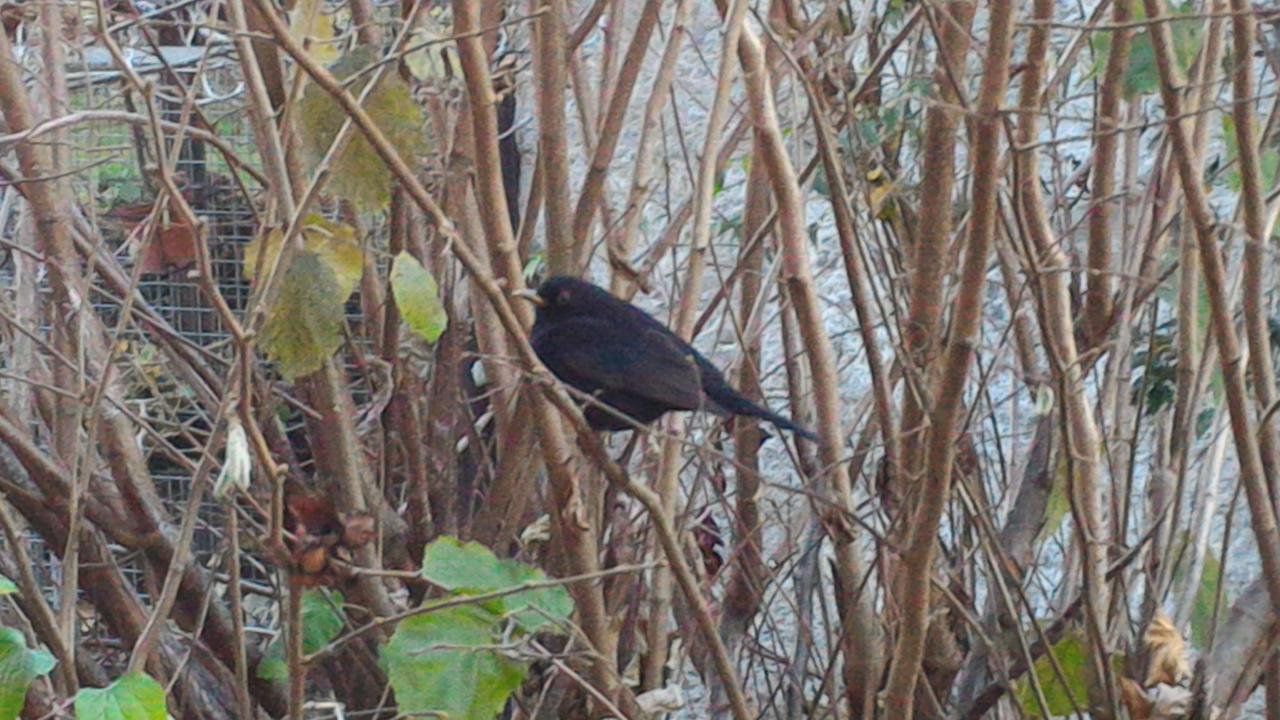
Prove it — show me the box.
[244,217,361,298]
[303,216,362,298]
[288,0,342,65]
[390,251,447,343]
[1013,631,1091,718]
[261,252,345,381]
[297,49,426,212]
[242,228,285,283]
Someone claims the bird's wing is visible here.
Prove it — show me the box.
[534,317,705,411]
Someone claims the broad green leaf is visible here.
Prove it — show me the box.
[390,252,448,343]
[258,590,345,681]
[383,606,525,720]
[261,252,345,381]
[74,672,165,720]
[0,628,55,719]
[297,49,426,212]
[1013,631,1092,718]
[421,537,572,631]
[243,217,361,298]
[0,576,15,595]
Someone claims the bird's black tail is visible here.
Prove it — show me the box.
[713,392,819,442]
[751,407,820,442]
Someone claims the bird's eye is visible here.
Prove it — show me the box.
[557,289,572,305]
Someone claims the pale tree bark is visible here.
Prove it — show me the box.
[1151,0,1227,611]
[882,1,1016,714]
[718,133,771,653]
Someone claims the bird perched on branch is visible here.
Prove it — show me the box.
[516,276,818,442]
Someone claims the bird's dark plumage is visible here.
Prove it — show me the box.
[522,276,818,442]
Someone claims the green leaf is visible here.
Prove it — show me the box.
[383,605,526,720]
[0,576,15,595]
[1189,551,1228,648]
[1109,2,1201,98]
[421,537,573,631]
[297,48,427,212]
[0,628,55,720]
[243,216,361,296]
[258,590,346,681]
[1013,631,1093,718]
[74,672,166,720]
[260,252,345,381]
[302,217,362,298]
[522,255,544,283]
[390,251,448,343]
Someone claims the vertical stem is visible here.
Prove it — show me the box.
[733,14,883,714]
[287,576,304,720]
[227,508,252,718]
[642,0,752,694]
[883,1,1016,714]
[0,18,85,665]
[895,0,975,505]
[534,0,576,275]
[1083,0,1133,345]
[1142,0,1280,611]
[1014,0,1114,712]
[608,0,694,296]
[570,0,661,253]
[1227,0,1280,506]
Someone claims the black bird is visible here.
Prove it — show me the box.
[516,276,818,442]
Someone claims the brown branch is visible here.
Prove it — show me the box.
[1228,0,1280,507]
[1141,0,1280,609]
[569,0,661,253]
[641,0,752,701]
[731,9,884,714]
[1012,0,1115,713]
[1083,0,1133,346]
[605,0,691,296]
[882,0,1016,714]
[894,0,975,505]
[534,0,576,275]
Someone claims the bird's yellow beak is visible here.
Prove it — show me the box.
[513,289,545,307]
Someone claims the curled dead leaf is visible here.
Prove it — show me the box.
[1144,611,1190,687]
